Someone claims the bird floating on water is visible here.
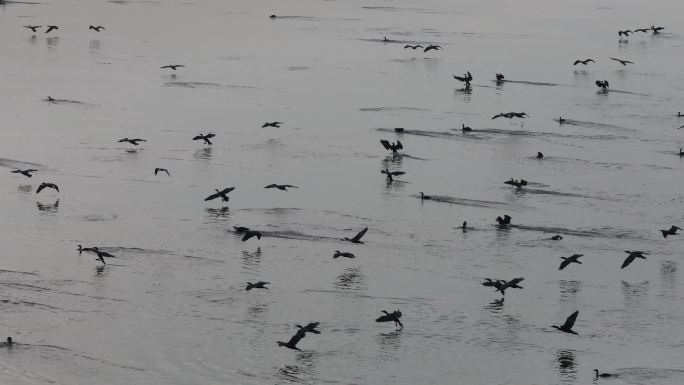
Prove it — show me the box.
[594,369,616,379]
[45,25,59,34]
[536,152,544,159]
[204,187,235,202]
[193,133,215,145]
[118,138,146,145]
[404,44,423,50]
[342,227,368,244]
[621,250,648,269]
[596,80,609,89]
[262,121,283,128]
[89,25,105,32]
[679,148,684,156]
[660,225,681,238]
[11,169,37,178]
[559,254,583,270]
[504,178,528,189]
[618,30,632,37]
[161,64,185,70]
[265,184,297,191]
[423,44,441,52]
[461,124,472,132]
[573,58,594,65]
[24,25,41,33]
[419,192,432,200]
[36,183,59,194]
[610,57,633,66]
[376,310,403,329]
[154,168,170,176]
[552,310,579,335]
[380,139,403,154]
[496,215,512,225]
[551,235,563,240]
[333,251,355,259]
[242,230,262,242]
[246,281,269,291]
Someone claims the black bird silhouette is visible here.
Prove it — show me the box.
[679,148,684,156]
[242,230,262,242]
[246,281,269,291]
[277,328,306,351]
[404,44,423,49]
[551,235,563,240]
[610,57,633,66]
[496,215,512,225]
[596,80,609,89]
[193,133,215,145]
[342,227,368,244]
[24,25,41,32]
[492,112,527,119]
[573,58,594,65]
[423,44,441,52]
[92,247,115,264]
[650,25,665,34]
[394,127,405,132]
[161,64,185,70]
[481,278,502,288]
[504,277,524,289]
[677,112,682,117]
[634,28,650,33]
[36,183,59,194]
[265,184,297,191]
[118,138,146,145]
[269,14,277,18]
[618,30,632,37]
[3,337,13,347]
[552,310,579,335]
[661,225,682,238]
[621,250,648,269]
[419,192,432,200]
[495,73,504,81]
[11,169,38,178]
[204,187,235,202]
[45,25,59,34]
[462,221,467,230]
[380,139,403,154]
[295,322,321,334]
[461,123,472,132]
[333,250,355,259]
[558,117,566,124]
[233,226,250,233]
[453,71,473,86]
[376,310,403,329]
[77,245,96,254]
[559,254,583,270]
[504,178,528,189]
[594,369,615,379]
[89,25,105,31]
[262,121,283,128]
[381,169,405,180]
[154,168,170,176]
[536,152,544,159]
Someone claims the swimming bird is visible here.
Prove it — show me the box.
[264,184,298,191]
[269,14,277,18]
[621,250,648,269]
[552,310,579,335]
[496,73,504,81]
[379,139,403,154]
[558,117,566,124]
[594,369,615,379]
[559,254,583,270]
[596,80,609,89]
[573,58,594,65]
[342,227,368,244]
[36,183,59,194]
[551,235,563,240]
[193,133,215,145]
[679,148,684,156]
[660,225,682,238]
[277,328,306,351]
[11,169,38,178]
[650,25,665,34]
[242,230,262,242]
[161,64,185,70]
[204,187,235,202]
[610,57,633,66]
[333,250,355,259]
[536,152,544,159]
[677,112,682,117]
[118,138,146,145]
[296,322,321,334]
[394,127,405,132]
[89,25,105,32]
[246,281,269,291]
[233,226,250,233]
[496,215,512,225]
[262,121,283,128]
[504,178,528,189]
[24,25,41,33]
[461,123,472,132]
[376,310,403,329]
[618,30,632,37]
[404,44,423,49]
[423,44,441,52]
[419,192,432,200]
[154,168,170,176]
[45,25,58,34]
[2,337,13,347]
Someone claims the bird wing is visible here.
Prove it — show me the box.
[379,140,391,150]
[351,227,368,242]
[454,75,466,81]
[204,192,220,201]
[396,140,403,150]
[562,311,579,329]
[390,171,405,176]
[154,168,160,175]
[376,314,393,322]
[559,259,571,270]
[621,254,636,269]
[36,184,46,194]
[242,232,255,241]
[220,187,235,194]
[286,328,307,346]
[306,322,320,329]
[163,169,170,176]
[265,184,276,189]
[284,185,298,188]
[671,226,682,232]
[100,250,116,258]
[573,60,581,65]
[192,135,204,140]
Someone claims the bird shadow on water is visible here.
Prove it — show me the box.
[36,200,59,214]
[555,349,577,383]
[658,261,677,298]
[333,267,366,291]
[376,330,402,357]
[194,147,212,160]
[241,248,262,272]
[17,184,32,193]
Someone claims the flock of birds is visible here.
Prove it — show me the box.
[5,13,681,381]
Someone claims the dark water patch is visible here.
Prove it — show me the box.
[108,0,160,4]
[259,230,341,243]
[0,282,125,301]
[377,127,484,141]
[477,128,625,140]
[183,254,225,263]
[613,367,684,384]
[25,343,145,371]
[287,66,312,71]
[493,79,565,87]
[556,118,629,131]
[602,89,651,97]
[361,6,446,14]
[44,97,96,107]
[163,82,259,90]
[71,214,119,222]
[414,194,520,209]
[0,269,37,275]
[510,187,611,201]
[510,224,645,239]
[99,246,175,256]
[360,106,430,112]
[0,157,44,170]
[269,15,360,22]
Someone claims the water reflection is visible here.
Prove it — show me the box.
[376,330,402,357]
[621,280,649,308]
[17,184,32,193]
[46,36,59,48]
[241,247,262,272]
[36,199,59,214]
[334,266,366,291]
[89,39,101,52]
[558,280,581,305]
[556,349,577,383]
[659,261,677,298]
[194,147,212,160]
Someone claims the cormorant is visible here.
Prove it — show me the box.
[204,187,235,202]
[233,226,250,233]
[154,168,170,176]
[573,59,594,65]
[634,28,650,33]
[2,337,13,347]
[496,215,512,225]
[559,117,566,124]
[677,112,682,117]
[559,254,583,270]
[504,277,524,289]
[536,152,544,159]
[36,183,59,194]
[504,178,528,189]
[77,245,96,254]
[650,25,664,34]
[660,225,682,238]
[618,30,632,37]
[453,71,473,86]
[461,124,472,132]
[621,250,648,269]
[376,310,403,329]
[423,44,441,52]
[11,169,37,178]
[610,57,633,66]
[492,112,527,119]
[333,250,355,259]
[419,192,432,200]
[496,73,504,81]
[262,121,283,128]
[596,80,609,89]
[118,138,146,145]
[192,133,215,145]
[679,148,684,156]
[295,322,321,334]
[404,45,423,49]
[594,369,615,379]
[552,310,579,335]
[161,64,185,70]
[342,227,368,244]
[269,14,277,18]
[45,25,59,34]
[89,25,105,31]
[551,235,563,240]
[265,184,298,191]
[24,25,41,32]
[381,169,405,180]
[246,281,269,291]
[462,221,467,230]
[380,139,403,154]
[92,247,115,264]
[242,230,262,242]
[277,328,306,351]
[394,127,405,132]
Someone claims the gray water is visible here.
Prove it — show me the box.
[1,0,684,384]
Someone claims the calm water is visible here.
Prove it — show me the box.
[1,0,684,384]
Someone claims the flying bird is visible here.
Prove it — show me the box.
[376,310,403,329]
[277,328,307,351]
[204,187,235,202]
[404,45,423,49]
[559,254,583,270]
[264,184,298,191]
[661,225,682,238]
[11,169,38,178]
[552,310,579,335]
[246,281,269,291]
[91,247,115,264]
[634,28,650,33]
[161,64,185,70]
[295,322,321,334]
[621,250,648,269]
[573,58,594,65]
[381,169,405,179]
[154,168,170,176]
[77,245,96,254]
[242,230,262,242]
[333,251,355,259]
[453,71,473,85]
[36,183,59,194]
[495,73,504,81]
[89,25,105,31]
[118,138,146,145]
[610,57,633,66]
[24,25,41,32]
[423,44,441,52]
[342,227,368,244]
[596,80,609,89]
[380,139,403,154]
[233,226,250,233]
[45,25,59,34]
[650,25,664,34]
[618,30,632,37]
[262,121,283,128]
[193,133,215,145]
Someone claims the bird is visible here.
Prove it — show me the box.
[677,112,682,117]
[650,25,665,34]
[204,187,235,202]
[536,152,544,159]
[461,221,467,230]
[573,58,595,65]
[242,230,262,242]
[379,139,403,154]
[559,254,583,270]
[403,44,423,49]
[610,57,633,66]
[91,247,115,264]
[262,121,283,128]
[333,250,355,259]
[264,184,298,191]
[504,178,528,189]
[461,124,472,132]
[89,25,105,32]
[621,250,648,269]
[381,169,405,179]
[453,71,473,86]
[496,215,511,225]
[24,25,41,33]
[481,278,501,288]
[423,44,441,52]
[193,133,215,145]
[634,28,649,33]
[154,168,170,176]
[596,80,609,89]
[394,127,405,132]
[376,310,403,329]
[419,192,432,200]
[36,183,59,194]
[558,117,566,124]
[495,73,504,81]
[77,245,96,254]
[342,227,368,244]
[509,112,528,118]
[161,64,185,70]
[118,138,146,145]
[11,169,38,178]
[277,328,306,351]
[552,310,579,335]
[233,226,250,233]
[679,148,684,156]
[45,25,59,34]
[269,14,277,18]
[660,226,682,238]
[246,281,269,291]
[504,277,524,290]
[551,235,563,240]
[618,30,632,37]
[1,337,13,347]
[594,369,615,379]
[295,322,321,334]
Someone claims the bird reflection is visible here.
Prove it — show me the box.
[194,147,212,160]
[95,264,106,276]
[334,267,366,291]
[46,36,59,47]
[556,349,577,382]
[376,330,401,356]
[204,206,230,218]
[36,200,59,213]
[89,39,101,51]
[659,261,677,297]
[621,280,649,308]
[558,280,581,304]
[17,184,32,193]
[485,297,504,312]
[241,247,262,271]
